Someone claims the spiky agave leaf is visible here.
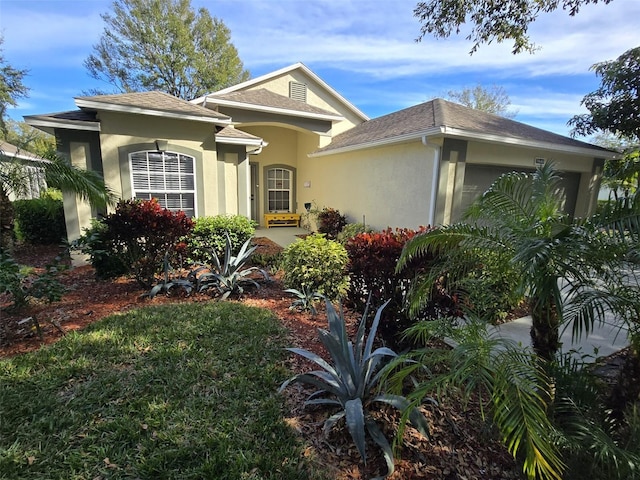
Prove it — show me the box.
[280,298,431,477]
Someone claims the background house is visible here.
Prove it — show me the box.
[0,141,48,201]
[25,63,615,240]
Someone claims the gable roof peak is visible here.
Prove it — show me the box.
[192,63,368,122]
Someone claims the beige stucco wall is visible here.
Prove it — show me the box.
[298,141,438,230]
[241,125,302,223]
[97,111,222,217]
[61,142,94,241]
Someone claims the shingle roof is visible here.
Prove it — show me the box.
[316,98,612,154]
[76,91,230,122]
[209,89,340,117]
[29,110,99,123]
[0,141,48,163]
[216,125,262,141]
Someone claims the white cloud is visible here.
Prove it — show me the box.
[2,5,104,66]
[221,0,639,80]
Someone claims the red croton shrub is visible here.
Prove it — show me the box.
[101,198,194,287]
[345,226,460,347]
[317,207,347,239]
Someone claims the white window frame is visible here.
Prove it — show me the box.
[267,167,292,212]
[129,150,197,217]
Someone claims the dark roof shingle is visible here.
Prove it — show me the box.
[77,91,230,121]
[317,98,611,154]
[210,89,340,117]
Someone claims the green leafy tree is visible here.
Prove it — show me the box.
[569,46,640,141]
[414,0,613,54]
[0,36,28,136]
[446,84,518,118]
[1,120,56,158]
[85,0,250,99]
[569,47,640,201]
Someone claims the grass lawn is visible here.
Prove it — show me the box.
[0,302,323,480]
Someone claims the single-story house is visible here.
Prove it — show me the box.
[25,63,615,241]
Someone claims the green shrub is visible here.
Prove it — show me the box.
[76,219,128,280]
[458,249,524,323]
[186,214,256,265]
[282,233,349,300]
[13,193,66,245]
[0,249,67,309]
[335,222,374,244]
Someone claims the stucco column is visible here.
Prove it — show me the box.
[237,152,251,218]
[64,142,93,242]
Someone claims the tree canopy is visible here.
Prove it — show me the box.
[414,0,613,54]
[569,46,640,141]
[84,0,250,99]
[0,36,28,136]
[446,84,517,118]
[1,120,56,158]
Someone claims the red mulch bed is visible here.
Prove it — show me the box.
[1,240,523,480]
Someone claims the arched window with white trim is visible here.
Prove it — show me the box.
[267,167,292,212]
[130,150,196,217]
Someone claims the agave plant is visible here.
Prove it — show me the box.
[279,299,430,478]
[195,233,269,300]
[143,253,194,299]
[284,286,324,315]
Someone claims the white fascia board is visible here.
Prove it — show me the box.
[209,98,344,121]
[24,115,101,132]
[441,127,618,159]
[216,136,264,147]
[74,99,231,125]
[308,127,443,157]
[0,149,51,164]
[208,62,369,122]
[212,63,306,95]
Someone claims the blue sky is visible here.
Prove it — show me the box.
[1,0,638,138]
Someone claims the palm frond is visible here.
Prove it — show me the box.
[44,155,116,208]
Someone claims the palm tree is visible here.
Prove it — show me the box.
[0,143,115,250]
[398,163,636,361]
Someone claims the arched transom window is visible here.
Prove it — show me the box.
[267,167,292,212]
[130,150,196,217]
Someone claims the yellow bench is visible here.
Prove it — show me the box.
[264,213,300,228]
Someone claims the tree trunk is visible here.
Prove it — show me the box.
[530,298,561,362]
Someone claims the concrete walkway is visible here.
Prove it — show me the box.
[489,314,629,362]
[254,226,309,247]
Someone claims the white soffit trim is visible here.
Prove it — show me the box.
[24,115,101,132]
[216,136,265,147]
[208,98,344,121]
[441,127,617,159]
[199,62,369,122]
[308,128,443,157]
[74,99,231,125]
